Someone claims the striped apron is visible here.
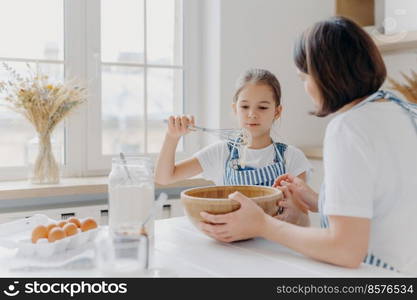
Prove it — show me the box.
[223,141,287,186]
[319,90,417,271]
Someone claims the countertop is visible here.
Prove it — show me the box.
[0,217,399,278]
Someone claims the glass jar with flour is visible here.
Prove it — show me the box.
[108,155,155,236]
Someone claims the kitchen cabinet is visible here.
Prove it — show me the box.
[336,0,374,27]
[0,176,201,226]
[336,0,417,52]
[0,204,105,225]
[0,198,185,225]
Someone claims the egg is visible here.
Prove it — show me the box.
[63,223,78,237]
[31,225,48,244]
[67,217,81,228]
[80,218,98,232]
[58,220,67,228]
[48,227,66,243]
[46,223,58,233]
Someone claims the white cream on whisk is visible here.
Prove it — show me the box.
[238,129,252,168]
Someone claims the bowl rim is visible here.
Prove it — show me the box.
[180,185,282,201]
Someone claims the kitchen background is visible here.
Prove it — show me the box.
[0,0,416,226]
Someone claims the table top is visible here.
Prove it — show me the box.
[0,217,400,277]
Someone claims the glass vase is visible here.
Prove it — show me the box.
[26,134,62,184]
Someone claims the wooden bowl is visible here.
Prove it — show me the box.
[180,185,282,227]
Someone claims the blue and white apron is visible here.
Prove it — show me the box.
[223,141,287,186]
[319,90,417,271]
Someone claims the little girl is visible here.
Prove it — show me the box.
[155,69,311,221]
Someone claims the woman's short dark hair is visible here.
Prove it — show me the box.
[294,16,387,117]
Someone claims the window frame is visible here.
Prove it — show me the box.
[77,0,201,175]
[0,0,201,180]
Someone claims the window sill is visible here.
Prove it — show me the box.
[0,176,213,201]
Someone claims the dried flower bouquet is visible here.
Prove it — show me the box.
[388,69,417,104]
[0,63,87,183]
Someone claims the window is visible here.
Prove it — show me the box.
[0,0,64,178]
[97,0,183,164]
[0,0,199,179]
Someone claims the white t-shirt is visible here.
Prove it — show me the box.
[194,141,312,185]
[322,100,417,275]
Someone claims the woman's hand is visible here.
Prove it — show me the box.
[274,186,310,226]
[166,115,195,139]
[198,192,267,242]
[273,174,318,212]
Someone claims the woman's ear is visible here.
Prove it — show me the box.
[274,105,283,120]
[232,102,237,114]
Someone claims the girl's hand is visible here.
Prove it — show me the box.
[166,115,195,139]
[198,192,267,242]
[273,174,318,212]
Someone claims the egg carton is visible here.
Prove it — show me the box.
[0,214,100,258]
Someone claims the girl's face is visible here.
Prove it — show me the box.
[233,83,281,138]
[297,70,322,108]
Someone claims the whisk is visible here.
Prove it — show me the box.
[163,119,250,147]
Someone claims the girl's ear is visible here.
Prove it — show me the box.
[274,105,283,120]
[232,102,237,114]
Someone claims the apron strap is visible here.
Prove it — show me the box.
[273,142,287,162]
[358,90,417,134]
[226,138,240,159]
[382,91,417,134]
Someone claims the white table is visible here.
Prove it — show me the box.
[0,217,399,277]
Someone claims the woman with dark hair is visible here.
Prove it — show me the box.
[199,16,417,275]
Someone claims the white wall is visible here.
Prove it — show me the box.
[197,0,417,150]
[383,50,417,85]
[199,0,334,148]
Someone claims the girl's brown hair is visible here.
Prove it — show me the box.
[233,68,281,106]
[294,16,387,117]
